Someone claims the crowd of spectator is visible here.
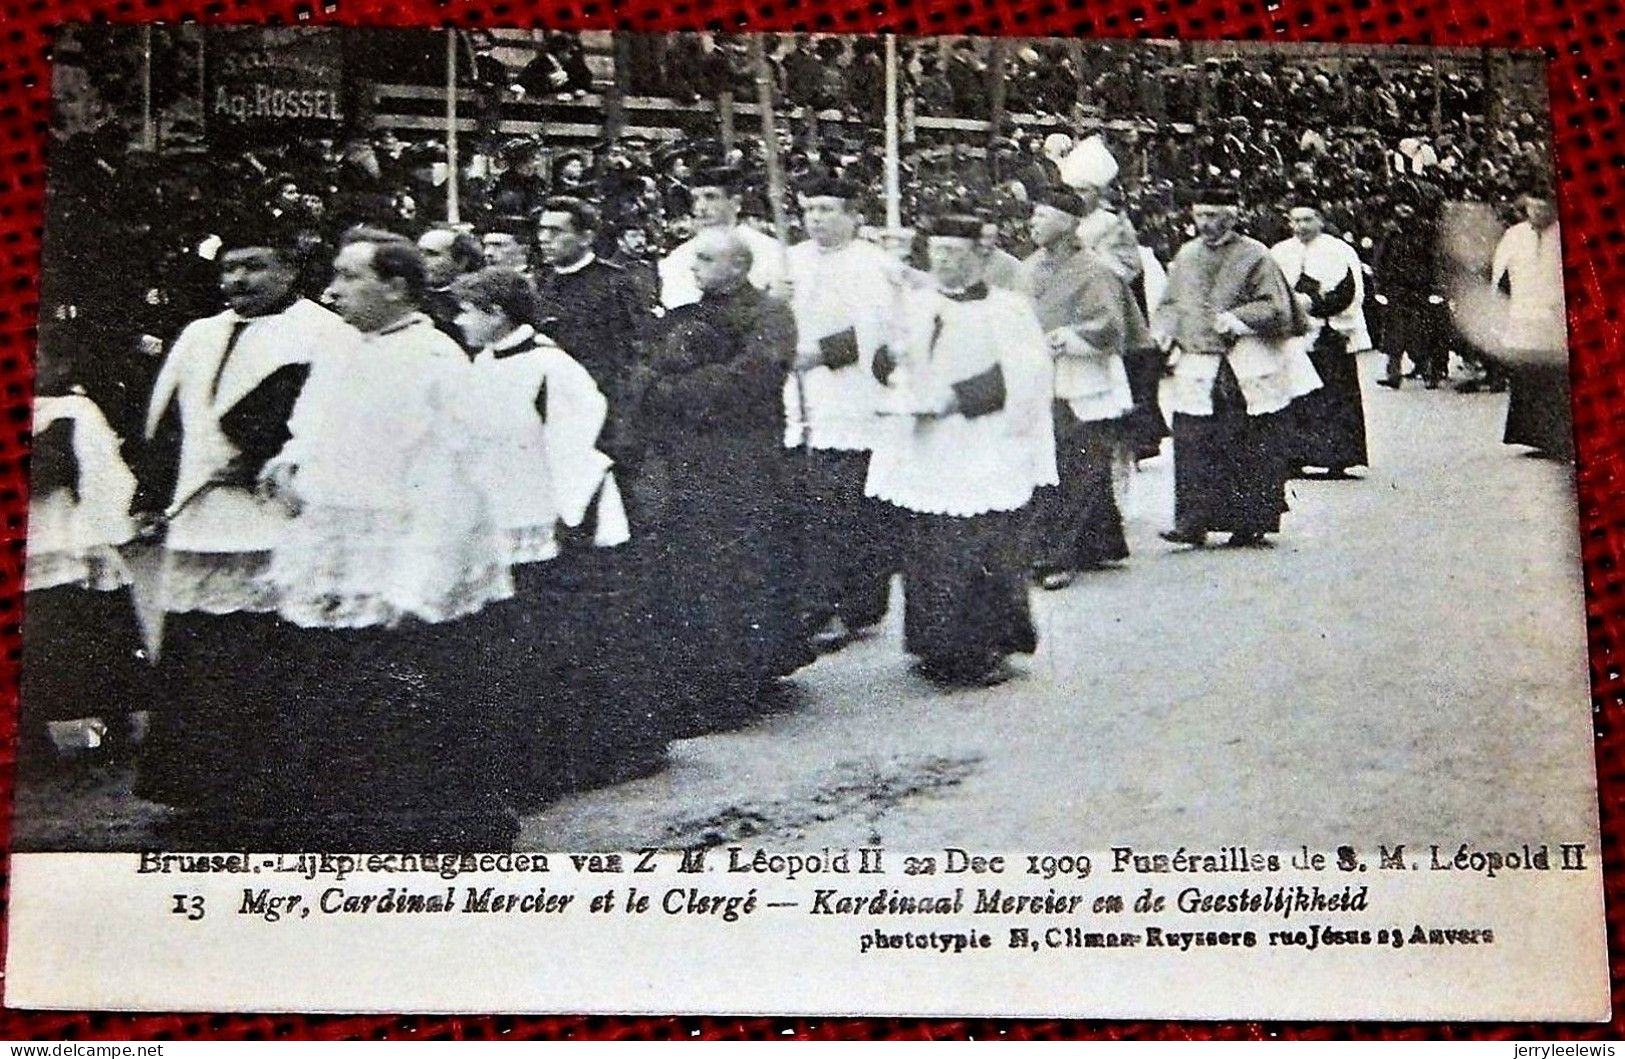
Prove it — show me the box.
[40,32,1554,431]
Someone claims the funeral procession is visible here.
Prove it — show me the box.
[12,27,1588,854]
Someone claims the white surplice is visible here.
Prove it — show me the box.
[1491,220,1567,352]
[1269,232,1373,351]
[144,297,354,613]
[866,285,1058,517]
[782,237,897,452]
[266,313,513,629]
[27,394,137,593]
[467,324,629,563]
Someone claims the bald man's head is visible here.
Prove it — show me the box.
[691,228,754,294]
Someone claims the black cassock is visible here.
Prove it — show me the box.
[636,284,813,735]
[133,364,315,849]
[535,257,653,466]
[796,326,896,634]
[1287,269,1369,473]
[19,413,152,758]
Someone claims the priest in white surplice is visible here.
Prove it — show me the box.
[449,264,647,805]
[1490,188,1571,459]
[866,214,1057,687]
[22,360,144,763]
[1270,200,1373,478]
[783,174,899,646]
[133,214,353,843]
[258,229,519,851]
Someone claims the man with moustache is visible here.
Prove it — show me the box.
[134,211,354,846]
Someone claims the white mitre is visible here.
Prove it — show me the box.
[1059,135,1119,189]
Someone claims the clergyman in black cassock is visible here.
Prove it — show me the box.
[636,229,812,733]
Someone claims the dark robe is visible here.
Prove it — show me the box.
[798,445,894,632]
[1016,244,1138,575]
[534,257,652,462]
[785,242,902,637]
[178,318,518,853]
[18,578,149,741]
[1494,235,1574,459]
[1033,406,1127,572]
[1287,269,1369,472]
[1503,362,1575,460]
[503,491,667,807]
[1121,347,1171,459]
[1372,226,1448,385]
[133,364,316,847]
[1171,363,1291,537]
[268,614,521,852]
[138,608,309,848]
[1159,233,1302,539]
[903,508,1036,681]
[637,282,812,734]
[796,325,894,632]
[1123,270,1171,459]
[469,331,667,809]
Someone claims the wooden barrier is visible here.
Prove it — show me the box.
[370,82,1183,145]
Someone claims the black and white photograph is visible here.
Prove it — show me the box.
[4,24,1607,1018]
[6,24,1612,1020]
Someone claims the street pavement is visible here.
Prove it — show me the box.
[11,354,1600,854]
[518,353,1599,853]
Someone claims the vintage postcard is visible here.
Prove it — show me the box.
[4,26,1606,1019]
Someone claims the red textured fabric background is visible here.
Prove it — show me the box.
[0,0,1621,1042]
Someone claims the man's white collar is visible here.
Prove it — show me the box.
[371,311,429,337]
[491,323,537,352]
[554,251,596,275]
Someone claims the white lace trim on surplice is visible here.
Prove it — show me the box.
[25,547,132,594]
[159,551,280,614]
[265,505,513,630]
